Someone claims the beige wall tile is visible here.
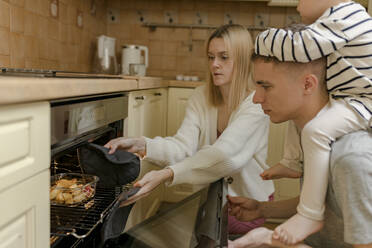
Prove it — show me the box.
[176,55,191,72]
[10,55,24,67]
[48,18,59,40]
[0,26,10,55]
[9,31,24,58]
[192,29,208,40]
[177,0,195,11]
[191,56,206,72]
[162,41,177,56]
[24,35,39,59]
[207,10,224,25]
[149,40,163,56]
[269,7,286,28]
[178,10,194,24]
[10,5,24,33]
[192,40,206,58]
[24,11,38,36]
[162,55,176,70]
[10,0,23,7]
[37,16,48,38]
[25,58,40,69]
[59,1,68,24]
[0,54,10,67]
[0,1,10,28]
[176,41,192,56]
[149,55,162,70]
[38,37,48,59]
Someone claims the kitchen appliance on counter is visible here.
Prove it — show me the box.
[92,35,119,75]
[121,44,148,76]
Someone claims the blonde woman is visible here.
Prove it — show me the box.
[105,24,274,234]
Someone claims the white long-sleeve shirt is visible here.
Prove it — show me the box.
[256,1,372,122]
[144,86,274,200]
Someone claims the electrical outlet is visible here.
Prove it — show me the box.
[224,13,236,25]
[107,8,119,24]
[286,14,301,25]
[254,13,269,28]
[194,12,208,25]
[137,10,146,24]
[164,11,178,24]
[77,10,83,28]
[50,0,58,18]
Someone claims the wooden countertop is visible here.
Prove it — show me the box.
[0,75,205,105]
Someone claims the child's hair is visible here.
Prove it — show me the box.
[206,24,253,114]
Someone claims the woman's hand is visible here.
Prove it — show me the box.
[104,137,146,156]
[119,168,174,207]
[227,195,263,222]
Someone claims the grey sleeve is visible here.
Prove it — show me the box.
[329,131,372,245]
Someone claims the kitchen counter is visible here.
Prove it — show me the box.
[168,80,205,88]
[0,75,205,105]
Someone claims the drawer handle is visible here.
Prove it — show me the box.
[154,93,162,96]
[135,96,145,100]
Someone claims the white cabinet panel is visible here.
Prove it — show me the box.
[267,122,300,200]
[0,102,50,192]
[166,87,194,136]
[0,170,49,248]
[128,88,167,138]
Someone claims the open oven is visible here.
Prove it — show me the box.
[49,92,129,248]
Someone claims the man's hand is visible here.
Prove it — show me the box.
[228,195,263,222]
[104,137,146,156]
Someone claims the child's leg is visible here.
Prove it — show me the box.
[273,99,367,245]
[260,163,302,180]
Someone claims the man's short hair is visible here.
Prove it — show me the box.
[252,23,327,92]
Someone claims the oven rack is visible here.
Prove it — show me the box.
[50,186,121,239]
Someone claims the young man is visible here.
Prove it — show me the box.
[228,54,372,248]
[256,0,372,243]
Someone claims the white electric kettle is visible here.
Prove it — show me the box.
[121,45,148,76]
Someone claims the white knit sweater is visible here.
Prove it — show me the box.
[145,86,274,200]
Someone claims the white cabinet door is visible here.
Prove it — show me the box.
[128,88,168,138]
[267,122,300,200]
[0,170,49,248]
[126,88,168,228]
[0,102,50,248]
[0,102,50,192]
[166,87,195,136]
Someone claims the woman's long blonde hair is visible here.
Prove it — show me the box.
[206,24,253,114]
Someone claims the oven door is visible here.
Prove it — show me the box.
[114,179,228,248]
[50,93,129,248]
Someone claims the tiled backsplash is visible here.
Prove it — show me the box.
[0,0,298,76]
[106,0,298,79]
[0,0,107,72]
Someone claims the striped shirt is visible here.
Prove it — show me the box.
[255,1,372,121]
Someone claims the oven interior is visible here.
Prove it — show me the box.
[49,93,130,248]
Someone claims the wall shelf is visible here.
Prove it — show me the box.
[142,23,267,31]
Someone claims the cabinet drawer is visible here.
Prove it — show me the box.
[0,170,49,248]
[0,102,50,192]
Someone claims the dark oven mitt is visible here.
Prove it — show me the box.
[101,187,141,245]
[78,143,140,187]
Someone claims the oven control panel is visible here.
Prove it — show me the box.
[51,94,128,146]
